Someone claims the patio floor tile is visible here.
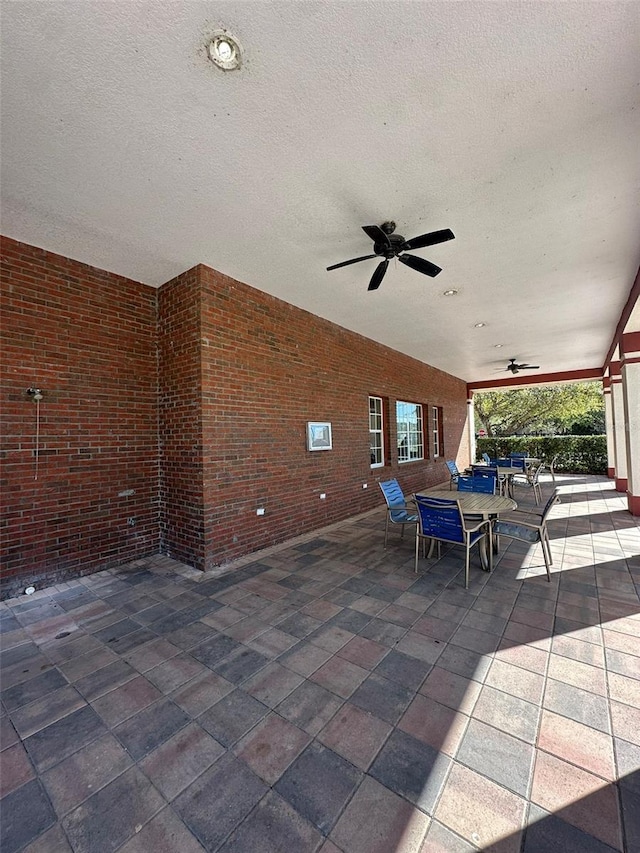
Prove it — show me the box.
[234,712,311,784]
[317,702,392,770]
[173,752,268,851]
[309,655,369,699]
[217,790,323,853]
[0,741,35,797]
[330,774,429,853]
[398,693,469,757]
[434,762,527,851]
[543,677,611,733]
[349,672,413,725]
[530,750,623,849]
[115,807,205,853]
[2,474,639,852]
[196,688,268,746]
[455,718,535,797]
[471,684,540,743]
[91,675,162,727]
[418,664,482,714]
[374,649,432,692]
[61,767,164,853]
[242,661,304,707]
[24,706,107,773]
[276,679,344,735]
[170,669,234,717]
[113,698,190,760]
[139,721,224,799]
[274,741,362,835]
[40,732,132,816]
[0,779,57,853]
[524,803,619,853]
[369,728,450,814]
[538,709,616,779]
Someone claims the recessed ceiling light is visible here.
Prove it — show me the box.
[474,322,487,328]
[208,30,243,71]
[494,343,504,348]
[442,289,458,296]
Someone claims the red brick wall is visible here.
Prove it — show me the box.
[157,268,206,569]
[0,237,159,598]
[1,237,469,592]
[195,265,468,569]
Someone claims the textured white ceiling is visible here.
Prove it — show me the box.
[2,1,639,383]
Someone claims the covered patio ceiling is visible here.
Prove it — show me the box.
[1,1,639,385]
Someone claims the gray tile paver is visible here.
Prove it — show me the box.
[1,475,638,853]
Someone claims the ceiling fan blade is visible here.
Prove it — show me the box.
[362,225,390,246]
[402,228,455,251]
[398,253,442,277]
[326,254,377,271]
[368,260,389,291]
[520,365,540,370]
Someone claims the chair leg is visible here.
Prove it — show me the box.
[542,529,553,574]
[414,532,420,573]
[540,533,551,581]
[464,539,470,589]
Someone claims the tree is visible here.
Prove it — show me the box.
[473,382,604,437]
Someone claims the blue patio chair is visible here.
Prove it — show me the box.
[509,453,527,472]
[472,468,498,487]
[445,460,461,489]
[456,476,475,492]
[414,495,492,588]
[493,489,560,580]
[379,479,418,548]
[464,473,496,494]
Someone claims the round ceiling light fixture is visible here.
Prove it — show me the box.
[208,30,243,71]
[442,289,458,296]
[474,322,487,328]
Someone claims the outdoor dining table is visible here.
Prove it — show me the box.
[416,488,517,570]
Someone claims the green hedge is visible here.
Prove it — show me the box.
[476,435,607,475]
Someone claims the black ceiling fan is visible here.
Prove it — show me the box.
[506,358,540,374]
[326,221,455,291]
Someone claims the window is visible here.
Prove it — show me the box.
[396,401,423,463]
[369,396,384,467]
[432,406,443,457]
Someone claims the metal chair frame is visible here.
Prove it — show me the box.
[492,489,560,581]
[379,479,418,547]
[445,460,461,490]
[414,495,492,588]
[513,462,544,504]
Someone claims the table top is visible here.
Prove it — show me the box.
[416,489,517,516]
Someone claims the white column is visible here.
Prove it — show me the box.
[467,396,476,466]
[603,379,615,479]
[621,332,640,515]
[610,364,627,492]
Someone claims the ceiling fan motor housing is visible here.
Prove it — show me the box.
[374,233,405,258]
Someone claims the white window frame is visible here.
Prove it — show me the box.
[432,406,441,458]
[396,401,424,463]
[369,396,384,468]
